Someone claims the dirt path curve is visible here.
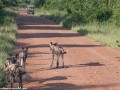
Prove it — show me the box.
[15,9,120,90]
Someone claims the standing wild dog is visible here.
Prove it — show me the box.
[116,40,120,47]
[49,42,67,68]
[4,54,26,89]
[4,54,18,83]
[18,46,28,68]
[4,63,26,90]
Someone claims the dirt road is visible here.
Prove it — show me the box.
[14,10,120,90]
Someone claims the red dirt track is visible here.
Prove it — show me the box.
[14,9,120,90]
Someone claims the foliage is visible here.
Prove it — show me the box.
[0,8,17,87]
[0,0,4,10]
[34,0,45,7]
[35,0,120,28]
[0,0,34,8]
[1,0,17,7]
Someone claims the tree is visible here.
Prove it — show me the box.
[0,0,4,9]
[34,0,45,7]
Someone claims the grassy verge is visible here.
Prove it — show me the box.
[36,8,120,49]
[0,8,17,87]
[72,23,120,49]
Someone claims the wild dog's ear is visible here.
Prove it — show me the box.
[54,43,58,46]
[50,42,53,45]
[26,46,28,50]
[116,40,119,43]
[49,42,53,51]
[22,46,24,50]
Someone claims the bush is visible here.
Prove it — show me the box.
[97,10,112,22]
[0,8,17,88]
[0,0,4,10]
[36,0,120,27]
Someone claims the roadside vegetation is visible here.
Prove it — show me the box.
[0,0,35,87]
[34,0,120,49]
[0,1,17,87]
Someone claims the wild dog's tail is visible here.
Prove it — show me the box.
[61,47,67,54]
[63,51,67,54]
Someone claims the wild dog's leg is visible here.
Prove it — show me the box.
[19,74,23,90]
[56,55,60,68]
[50,53,55,67]
[20,58,22,66]
[6,73,10,83]
[25,57,27,63]
[10,75,14,90]
[61,54,64,68]
[13,75,16,82]
[5,74,8,83]
[23,57,26,69]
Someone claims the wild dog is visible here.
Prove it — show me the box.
[4,54,18,82]
[49,42,67,68]
[4,63,26,89]
[116,40,120,47]
[18,46,28,68]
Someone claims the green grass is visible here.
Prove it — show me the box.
[72,23,120,49]
[0,8,17,88]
